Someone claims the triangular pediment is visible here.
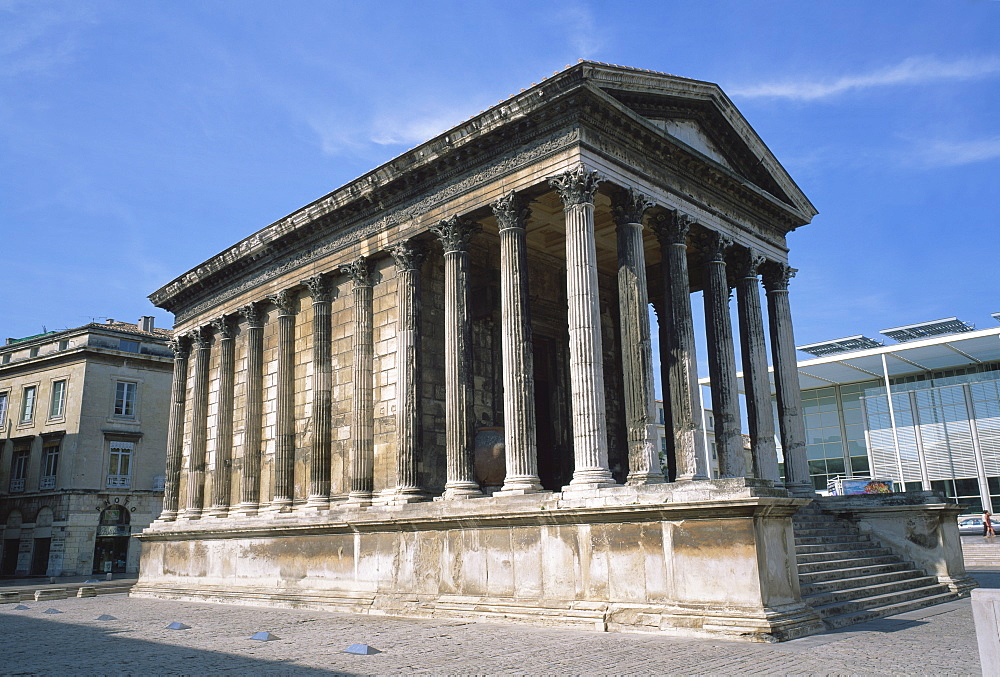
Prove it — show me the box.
[646,118,732,170]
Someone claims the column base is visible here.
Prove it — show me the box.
[496,476,545,496]
[345,491,373,507]
[155,510,178,523]
[231,502,259,517]
[785,482,817,498]
[205,506,230,518]
[626,472,666,486]
[302,495,331,511]
[181,508,203,520]
[674,473,711,482]
[567,468,616,490]
[264,498,294,514]
[386,488,430,505]
[443,482,484,500]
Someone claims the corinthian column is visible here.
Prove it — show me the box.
[159,335,190,521]
[763,262,814,496]
[702,231,746,478]
[342,258,375,505]
[650,211,708,481]
[611,187,664,485]
[184,327,211,518]
[235,301,264,515]
[208,315,236,516]
[388,240,428,503]
[267,288,297,512]
[734,249,781,485]
[492,191,542,494]
[431,216,484,499]
[548,166,615,489]
[303,273,333,509]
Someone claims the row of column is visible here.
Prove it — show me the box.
[159,166,813,520]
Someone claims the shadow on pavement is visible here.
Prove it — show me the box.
[0,611,353,675]
[970,570,1000,588]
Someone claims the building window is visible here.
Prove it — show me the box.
[29,346,39,357]
[58,340,69,351]
[118,339,140,353]
[1,353,10,364]
[113,381,137,419]
[107,441,133,488]
[0,391,8,426]
[20,385,36,424]
[10,448,29,492]
[49,380,66,419]
[40,442,59,490]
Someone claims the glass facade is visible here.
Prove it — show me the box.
[802,361,1000,512]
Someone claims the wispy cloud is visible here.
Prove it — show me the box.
[0,0,97,78]
[556,2,603,59]
[731,55,1000,100]
[912,135,1000,168]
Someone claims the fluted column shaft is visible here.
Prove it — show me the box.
[160,337,190,520]
[651,212,708,481]
[389,241,426,502]
[237,304,264,513]
[344,260,374,504]
[549,167,615,488]
[612,189,664,485]
[493,192,542,494]
[735,251,781,484]
[703,232,746,478]
[764,263,814,496]
[432,216,483,498]
[185,329,210,517]
[304,275,333,508]
[209,317,236,515]
[268,289,297,511]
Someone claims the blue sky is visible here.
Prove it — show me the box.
[2,0,998,391]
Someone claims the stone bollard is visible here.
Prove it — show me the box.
[77,586,97,598]
[0,591,21,604]
[973,588,1000,673]
[34,588,68,602]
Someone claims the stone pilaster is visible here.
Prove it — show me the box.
[702,231,746,479]
[734,249,782,485]
[184,327,211,518]
[548,166,615,489]
[159,335,190,521]
[650,211,708,481]
[266,288,297,512]
[431,215,483,499]
[388,240,428,503]
[611,187,664,486]
[763,262,814,496]
[303,273,334,509]
[342,258,375,505]
[208,315,236,516]
[235,302,264,515]
[492,191,543,494]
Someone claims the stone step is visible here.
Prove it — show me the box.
[800,569,926,596]
[796,540,875,554]
[796,547,892,564]
[810,583,954,619]
[795,533,872,546]
[797,554,901,574]
[792,526,858,538]
[821,590,958,629]
[802,574,942,607]
[798,561,914,586]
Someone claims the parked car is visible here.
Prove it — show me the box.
[958,515,1000,535]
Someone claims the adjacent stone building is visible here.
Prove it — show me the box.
[134,62,972,640]
[0,318,172,576]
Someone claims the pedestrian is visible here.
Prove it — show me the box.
[984,510,996,537]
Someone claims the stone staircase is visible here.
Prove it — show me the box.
[793,504,957,629]
[960,537,1000,568]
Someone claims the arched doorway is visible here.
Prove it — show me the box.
[92,506,130,574]
[1,510,22,576]
[30,507,54,576]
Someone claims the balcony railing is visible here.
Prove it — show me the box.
[9,478,25,492]
[39,476,56,490]
[106,474,131,489]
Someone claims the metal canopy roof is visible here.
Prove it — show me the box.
[797,335,883,357]
[708,326,1000,395]
[879,317,974,342]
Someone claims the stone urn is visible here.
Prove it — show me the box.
[474,427,506,492]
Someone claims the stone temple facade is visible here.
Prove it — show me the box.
[134,63,972,640]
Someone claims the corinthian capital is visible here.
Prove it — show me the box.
[302,273,334,303]
[189,326,211,350]
[762,262,797,293]
[492,191,531,232]
[548,165,601,207]
[732,247,766,279]
[610,187,653,227]
[388,239,426,271]
[209,314,236,340]
[267,288,298,316]
[341,257,373,288]
[703,231,734,263]
[650,210,693,246]
[167,335,190,359]
[431,215,480,254]
[239,301,264,327]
